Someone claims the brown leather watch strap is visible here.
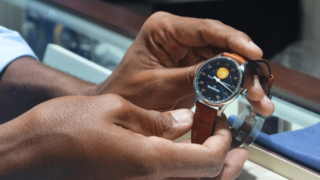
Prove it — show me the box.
[248,60,274,97]
[222,52,248,65]
[191,101,227,144]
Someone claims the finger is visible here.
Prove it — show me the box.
[193,46,226,60]
[243,69,274,116]
[162,109,194,140]
[162,149,248,180]
[164,178,200,180]
[247,95,275,116]
[180,138,191,144]
[244,75,265,102]
[113,97,194,140]
[179,48,206,67]
[173,94,195,110]
[213,148,249,180]
[146,12,262,61]
[203,113,231,157]
[179,46,226,67]
[136,109,193,140]
[150,63,202,98]
[153,114,231,178]
[163,178,197,180]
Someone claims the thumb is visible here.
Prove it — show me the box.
[213,148,249,180]
[123,106,194,140]
[160,109,194,140]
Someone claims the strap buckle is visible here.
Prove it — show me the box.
[229,106,265,149]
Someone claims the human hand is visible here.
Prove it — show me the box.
[98,11,274,116]
[0,94,247,180]
[164,148,249,180]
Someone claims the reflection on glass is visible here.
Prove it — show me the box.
[1,0,131,71]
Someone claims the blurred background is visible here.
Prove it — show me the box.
[2,0,320,78]
[110,0,320,79]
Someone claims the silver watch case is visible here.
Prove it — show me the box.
[193,54,247,116]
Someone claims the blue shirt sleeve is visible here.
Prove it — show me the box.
[0,26,38,73]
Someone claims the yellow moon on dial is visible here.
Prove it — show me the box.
[217,67,229,79]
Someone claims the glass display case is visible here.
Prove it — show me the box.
[1,0,133,71]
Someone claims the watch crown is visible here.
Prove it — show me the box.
[240,89,248,98]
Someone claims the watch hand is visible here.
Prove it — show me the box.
[221,81,230,86]
[213,76,233,93]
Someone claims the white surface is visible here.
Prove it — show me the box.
[43,44,111,84]
[238,160,288,180]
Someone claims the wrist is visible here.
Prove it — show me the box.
[0,111,76,179]
[95,77,113,96]
[43,73,99,98]
[0,58,101,121]
[0,115,37,178]
[80,83,99,96]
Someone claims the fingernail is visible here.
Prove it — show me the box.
[171,109,193,124]
[253,75,261,89]
[263,94,271,102]
[249,41,260,50]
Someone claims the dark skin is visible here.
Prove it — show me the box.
[0,94,247,180]
[0,57,96,122]
[99,12,274,115]
[0,12,274,179]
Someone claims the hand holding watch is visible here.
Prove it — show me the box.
[191,52,274,145]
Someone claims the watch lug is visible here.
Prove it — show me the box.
[216,53,223,57]
[240,62,247,73]
[218,104,229,117]
[240,88,249,98]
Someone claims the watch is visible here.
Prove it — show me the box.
[191,52,274,144]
